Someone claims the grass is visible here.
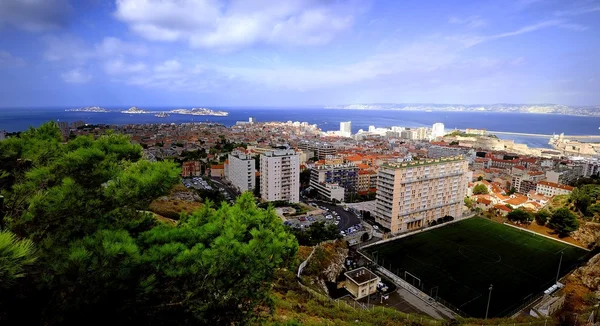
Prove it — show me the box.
[363,218,589,318]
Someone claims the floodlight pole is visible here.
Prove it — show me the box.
[556,251,564,284]
[485,284,493,319]
[0,195,4,228]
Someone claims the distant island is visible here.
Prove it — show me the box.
[65,106,109,113]
[121,107,149,114]
[155,112,169,118]
[169,108,229,116]
[325,103,600,117]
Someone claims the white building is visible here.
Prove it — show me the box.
[431,123,445,139]
[260,150,300,203]
[536,181,574,197]
[226,150,256,193]
[0,130,5,141]
[339,121,352,137]
[375,156,469,233]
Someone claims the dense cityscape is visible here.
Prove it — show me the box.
[2,0,600,325]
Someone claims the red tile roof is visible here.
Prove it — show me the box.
[537,181,575,191]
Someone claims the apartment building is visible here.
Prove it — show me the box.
[511,168,546,194]
[546,165,585,185]
[375,156,469,233]
[260,150,300,203]
[400,127,428,140]
[297,141,337,160]
[536,181,575,197]
[427,146,476,163]
[182,161,201,177]
[310,163,358,201]
[226,150,256,193]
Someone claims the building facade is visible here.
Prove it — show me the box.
[297,141,337,160]
[182,161,201,177]
[344,267,380,299]
[340,121,352,137]
[536,181,574,197]
[375,156,469,233]
[310,163,358,201]
[431,123,445,139]
[260,150,300,203]
[226,150,256,193]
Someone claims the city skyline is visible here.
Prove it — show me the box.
[1,0,599,107]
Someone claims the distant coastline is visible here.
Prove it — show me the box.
[324,103,600,117]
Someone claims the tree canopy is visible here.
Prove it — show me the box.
[507,209,534,223]
[548,208,580,238]
[0,123,297,325]
[472,184,489,195]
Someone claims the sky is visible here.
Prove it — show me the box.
[0,0,599,107]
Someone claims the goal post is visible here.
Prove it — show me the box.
[404,271,421,287]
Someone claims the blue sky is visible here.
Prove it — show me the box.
[0,0,599,107]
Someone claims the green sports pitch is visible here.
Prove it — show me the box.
[362,218,589,318]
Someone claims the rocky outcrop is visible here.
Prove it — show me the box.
[302,241,349,295]
[321,244,348,283]
[571,222,600,248]
[570,253,600,295]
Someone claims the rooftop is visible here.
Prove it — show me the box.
[345,267,379,285]
[381,155,464,169]
[538,181,575,191]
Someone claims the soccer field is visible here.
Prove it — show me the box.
[363,218,588,318]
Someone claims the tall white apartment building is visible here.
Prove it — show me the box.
[340,121,352,137]
[226,150,256,193]
[375,156,469,233]
[431,123,445,139]
[260,150,300,203]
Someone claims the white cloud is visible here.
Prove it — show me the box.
[448,16,487,28]
[104,58,147,75]
[0,0,72,32]
[449,20,570,47]
[44,36,147,63]
[114,0,358,50]
[97,37,148,57]
[554,5,600,17]
[0,50,26,67]
[154,60,182,73]
[61,68,92,84]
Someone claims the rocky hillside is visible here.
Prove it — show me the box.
[302,241,349,295]
[571,222,600,249]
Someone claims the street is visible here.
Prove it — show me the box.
[304,199,361,232]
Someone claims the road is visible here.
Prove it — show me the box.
[210,177,238,204]
[305,200,361,232]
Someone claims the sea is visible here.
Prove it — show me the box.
[2,107,600,149]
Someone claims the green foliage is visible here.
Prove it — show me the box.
[534,209,551,226]
[288,221,340,246]
[549,208,580,237]
[472,184,489,195]
[477,176,484,181]
[570,187,593,216]
[464,197,473,209]
[0,230,36,289]
[507,209,533,223]
[0,123,297,325]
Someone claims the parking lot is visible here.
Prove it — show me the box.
[285,200,366,239]
[182,177,213,191]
